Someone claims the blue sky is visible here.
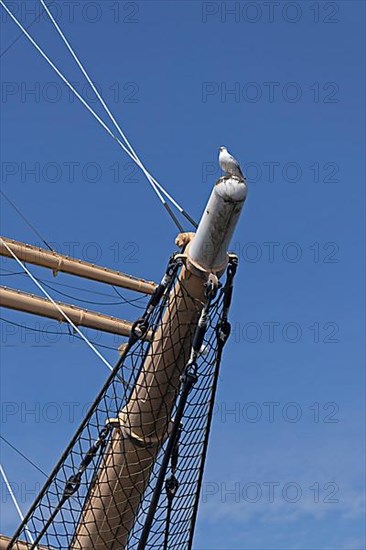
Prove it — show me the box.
[0,1,365,549]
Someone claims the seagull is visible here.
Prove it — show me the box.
[219,146,245,180]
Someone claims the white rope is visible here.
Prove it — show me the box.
[0,237,114,372]
[0,0,166,203]
[2,0,195,225]
[38,2,157,198]
[0,463,35,545]
[38,0,192,218]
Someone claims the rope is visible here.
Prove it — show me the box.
[0,237,114,372]
[163,425,181,550]
[8,255,179,550]
[39,0,196,229]
[7,257,234,549]
[0,0,55,58]
[0,464,35,545]
[0,436,48,478]
[137,282,218,549]
[188,256,237,547]
[34,279,147,309]
[1,0,197,231]
[0,190,53,251]
[0,317,120,351]
[0,268,148,306]
[0,270,24,276]
[0,0,167,212]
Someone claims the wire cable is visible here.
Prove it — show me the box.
[0,237,115,372]
[0,270,24,276]
[0,436,48,478]
[36,278,146,309]
[1,0,196,231]
[0,0,55,58]
[39,0,196,229]
[0,435,82,506]
[0,316,120,351]
[0,0,167,223]
[0,190,53,251]
[0,268,148,305]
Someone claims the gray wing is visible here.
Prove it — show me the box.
[231,155,244,179]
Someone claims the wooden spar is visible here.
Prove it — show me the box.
[0,237,157,295]
[0,286,140,338]
[71,261,205,549]
[0,535,50,550]
[72,176,247,549]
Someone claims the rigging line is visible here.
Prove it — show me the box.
[0,270,24,276]
[112,284,135,302]
[0,268,148,304]
[0,0,55,58]
[0,237,115,372]
[0,271,147,309]
[1,1,194,232]
[0,436,47,478]
[111,285,148,308]
[38,0,197,229]
[34,279,146,309]
[0,1,165,216]
[0,190,53,251]
[0,435,84,508]
[0,463,35,545]
[0,317,120,351]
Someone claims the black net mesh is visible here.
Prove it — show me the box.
[9,256,236,550]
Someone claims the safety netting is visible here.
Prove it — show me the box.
[9,253,237,550]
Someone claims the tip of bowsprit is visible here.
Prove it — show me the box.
[215,175,247,202]
[216,174,246,186]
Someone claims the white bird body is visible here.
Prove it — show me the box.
[219,146,244,180]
